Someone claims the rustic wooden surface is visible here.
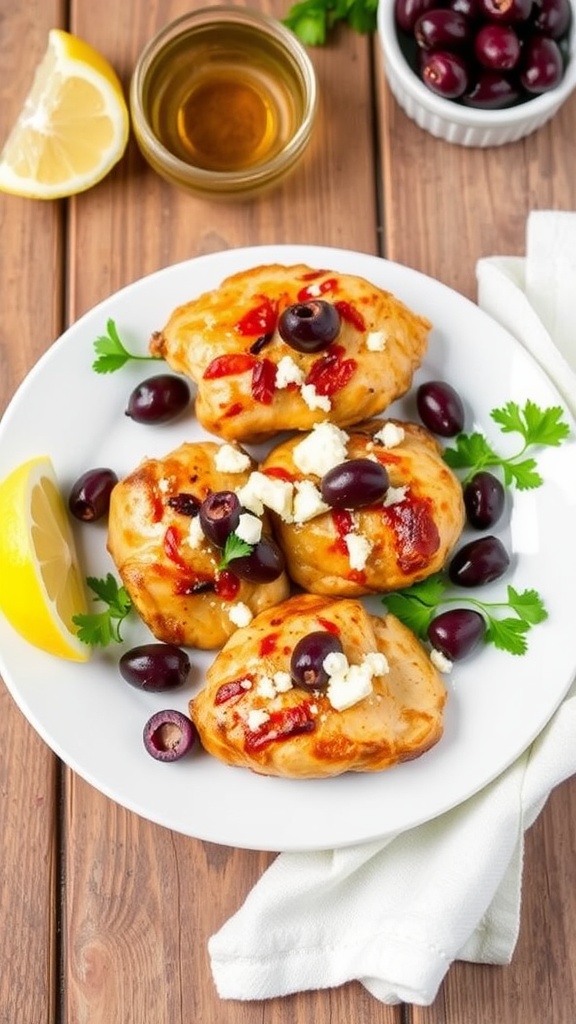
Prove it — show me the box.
[1,1,575,1021]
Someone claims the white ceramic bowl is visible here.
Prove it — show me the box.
[378,1,576,147]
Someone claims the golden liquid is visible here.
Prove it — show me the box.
[146,26,304,174]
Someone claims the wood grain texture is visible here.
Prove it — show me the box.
[1,0,576,1021]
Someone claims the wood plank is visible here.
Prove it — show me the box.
[0,2,66,1021]
[62,3,399,1023]
[375,35,576,1024]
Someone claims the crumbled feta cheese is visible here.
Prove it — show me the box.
[236,512,262,545]
[374,422,405,448]
[430,649,453,674]
[344,531,373,571]
[300,383,331,412]
[214,443,251,474]
[157,477,171,493]
[292,422,349,476]
[256,675,277,699]
[322,649,389,711]
[228,602,253,628]
[292,479,330,524]
[366,329,387,351]
[247,709,270,731]
[236,471,294,521]
[304,283,322,298]
[187,516,205,549]
[383,484,408,507]
[275,355,305,389]
[240,678,253,690]
[272,671,293,693]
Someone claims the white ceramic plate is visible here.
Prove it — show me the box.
[1,245,575,852]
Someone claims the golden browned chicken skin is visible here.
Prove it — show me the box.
[256,418,465,596]
[149,263,431,442]
[107,441,290,649]
[189,593,447,778]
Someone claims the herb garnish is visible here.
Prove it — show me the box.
[73,574,133,646]
[384,574,548,657]
[218,533,254,571]
[443,400,570,489]
[283,0,378,45]
[92,319,162,374]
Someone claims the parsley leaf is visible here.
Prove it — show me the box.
[73,574,133,647]
[92,318,162,374]
[443,400,570,490]
[218,533,254,571]
[283,0,378,45]
[383,574,548,657]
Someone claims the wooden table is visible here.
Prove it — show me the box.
[1,1,576,1020]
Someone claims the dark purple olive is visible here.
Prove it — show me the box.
[119,643,191,692]
[428,609,487,661]
[462,70,522,107]
[230,536,284,583]
[278,300,341,353]
[143,709,196,762]
[532,0,571,39]
[68,467,118,521]
[463,471,506,529]
[290,630,345,691]
[420,50,470,98]
[520,35,564,92]
[448,535,510,587]
[414,9,471,49]
[478,0,533,22]
[416,380,465,436]
[199,490,241,547]
[449,0,481,16]
[125,374,190,424]
[394,0,437,33]
[474,23,521,68]
[320,458,389,509]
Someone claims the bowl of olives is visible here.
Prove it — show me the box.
[378,0,576,146]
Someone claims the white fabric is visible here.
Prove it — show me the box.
[209,211,576,1007]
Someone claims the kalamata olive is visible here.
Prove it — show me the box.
[463,471,506,529]
[143,709,196,762]
[427,609,487,661]
[68,467,118,521]
[478,0,533,22]
[230,536,285,583]
[520,35,564,92]
[474,24,521,68]
[462,70,522,107]
[119,643,191,692]
[199,490,241,547]
[416,380,465,436]
[420,50,470,98]
[278,300,341,353]
[125,374,190,424]
[320,458,389,509]
[448,535,510,587]
[290,630,345,691]
[414,9,471,49]
[532,0,571,39]
[394,0,437,33]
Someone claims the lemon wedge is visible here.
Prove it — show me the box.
[0,456,90,661]
[0,29,129,199]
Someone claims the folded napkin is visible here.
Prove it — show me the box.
[209,211,576,1007]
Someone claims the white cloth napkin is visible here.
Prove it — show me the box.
[208,211,576,1007]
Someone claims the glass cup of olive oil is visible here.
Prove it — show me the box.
[130,6,318,199]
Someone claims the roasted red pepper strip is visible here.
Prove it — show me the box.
[334,299,366,332]
[164,525,188,568]
[245,704,316,752]
[203,353,256,379]
[235,296,278,337]
[251,357,277,404]
[297,277,338,302]
[305,344,357,396]
[214,676,254,705]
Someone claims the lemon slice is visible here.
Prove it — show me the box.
[0,29,129,199]
[0,456,90,661]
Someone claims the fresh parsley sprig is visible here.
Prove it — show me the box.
[443,400,570,489]
[218,533,254,571]
[92,318,162,374]
[384,573,548,657]
[73,574,133,647]
[283,0,378,45]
